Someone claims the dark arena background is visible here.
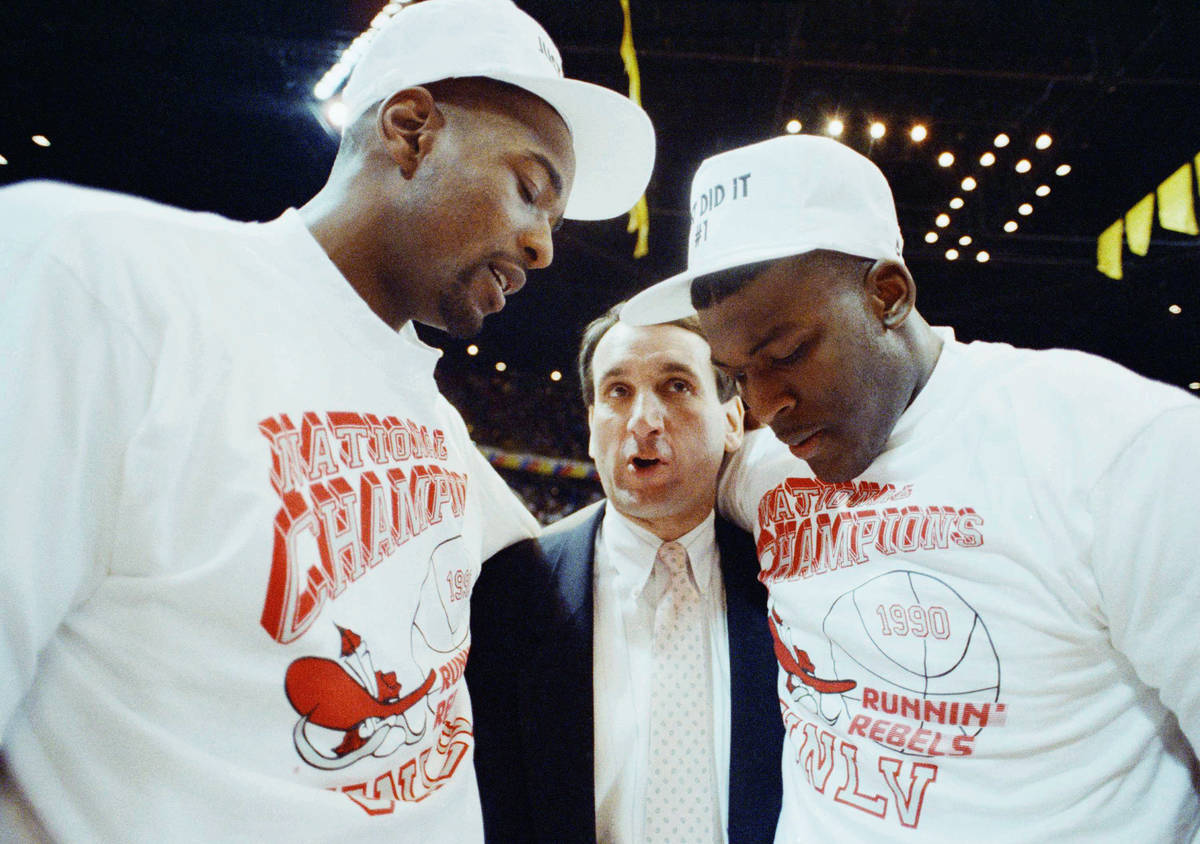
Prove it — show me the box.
[5,0,1198,523]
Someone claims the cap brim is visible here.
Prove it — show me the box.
[621,239,822,326]
[490,71,655,221]
[619,271,695,326]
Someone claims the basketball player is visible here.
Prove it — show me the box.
[0,0,653,840]
[621,135,1200,841]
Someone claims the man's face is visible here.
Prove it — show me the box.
[385,86,576,337]
[699,254,910,483]
[588,322,742,537]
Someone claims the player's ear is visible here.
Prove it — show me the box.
[586,404,598,460]
[864,259,916,329]
[378,87,443,179]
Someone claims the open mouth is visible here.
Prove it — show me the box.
[488,263,511,294]
[630,456,661,469]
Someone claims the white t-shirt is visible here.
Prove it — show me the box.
[719,328,1200,842]
[0,182,538,842]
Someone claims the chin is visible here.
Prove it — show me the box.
[438,306,485,339]
[809,451,873,484]
[611,490,675,522]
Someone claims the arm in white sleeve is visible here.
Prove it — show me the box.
[1090,402,1200,749]
[718,427,772,531]
[436,397,539,561]
[0,243,153,733]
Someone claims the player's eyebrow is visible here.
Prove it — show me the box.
[709,324,797,370]
[748,324,798,358]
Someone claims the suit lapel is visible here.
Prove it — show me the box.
[521,503,605,843]
[717,516,784,844]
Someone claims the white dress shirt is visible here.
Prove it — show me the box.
[593,507,730,844]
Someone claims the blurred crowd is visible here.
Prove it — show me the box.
[438,365,602,524]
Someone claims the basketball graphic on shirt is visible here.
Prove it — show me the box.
[823,570,1000,753]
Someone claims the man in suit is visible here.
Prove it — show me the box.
[468,304,784,843]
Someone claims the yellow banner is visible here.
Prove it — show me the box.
[1097,219,1124,280]
[1157,162,1198,235]
[619,0,649,258]
[1124,193,1154,256]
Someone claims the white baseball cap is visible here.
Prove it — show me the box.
[620,135,904,324]
[341,0,655,221]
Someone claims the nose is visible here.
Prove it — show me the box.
[628,390,665,438]
[741,372,796,427]
[519,215,554,270]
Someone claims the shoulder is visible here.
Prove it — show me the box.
[951,338,1198,487]
[0,180,239,249]
[960,338,1194,438]
[538,500,605,556]
[477,502,602,585]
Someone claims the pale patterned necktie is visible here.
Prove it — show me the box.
[643,540,719,843]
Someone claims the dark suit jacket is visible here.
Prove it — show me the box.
[467,501,783,844]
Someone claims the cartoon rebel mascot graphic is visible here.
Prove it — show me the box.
[286,626,436,770]
[769,603,857,725]
[283,535,472,770]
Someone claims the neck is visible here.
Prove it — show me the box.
[901,313,944,409]
[618,505,712,543]
[299,175,407,331]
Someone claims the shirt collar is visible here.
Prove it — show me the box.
[600,506,719,600]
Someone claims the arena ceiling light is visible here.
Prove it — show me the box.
[925,231,939,243]
[980,151,996,167]
[1018,203,1033,216]
[993,133,1010,148]
[550,370,563,381]
[910,124,928,142]
[949,197,965,209]
[1169,304,1183,315]
[945,248,959,260]
[1035,133,1053,150]
[1015,159,1032,174]
[0,154,7,166]
[495,361,507,372]
[323,100,349,129]
[826,118,845,137]
[32,135,50,147]
[936,213,951,228]
[937,151,955,167]
[1004,220,1019,233]
[869,121,886,139]
[959,235,973,246]
[1055,164,1072,176]
[1035,184,1051,197]
[961,176,977,191]
[976,251,990,263]
[466,344,479,356]
[785,119,802,134]
[313,1,409,101]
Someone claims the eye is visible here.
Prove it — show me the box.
[666,378,694,394]
[604,383,629,399]
[771,341,809,367]
[517,177,536,204]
